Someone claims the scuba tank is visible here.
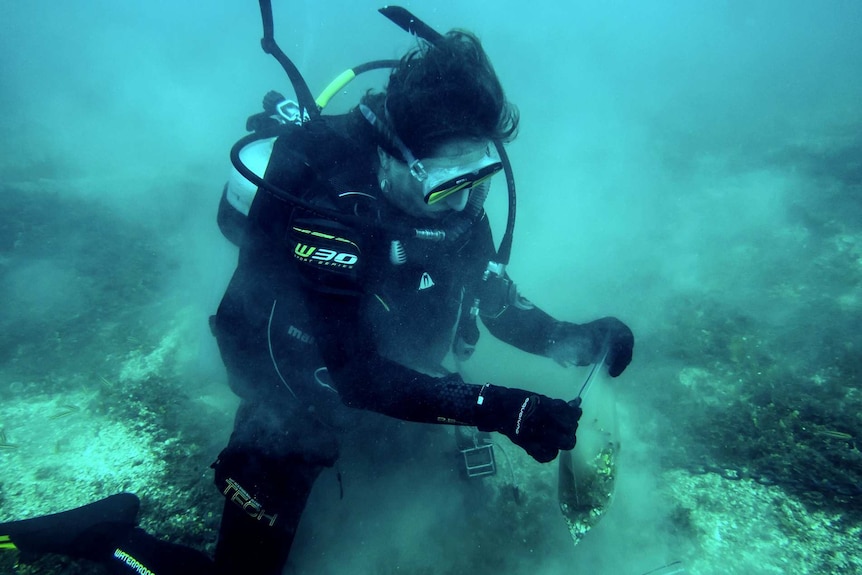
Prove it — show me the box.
[225,137,276,218]
[222,91,309,221]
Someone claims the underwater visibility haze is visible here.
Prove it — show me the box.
[1,1,862,574]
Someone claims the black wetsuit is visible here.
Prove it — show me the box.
[0,107,621,575]
[0,106,610,575]
[209,108,562,575]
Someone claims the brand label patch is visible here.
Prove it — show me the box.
[223,477,279,527]
[418,272,435,290]
[288,325,315,345]
[291,226,360,270]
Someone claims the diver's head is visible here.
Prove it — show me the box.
[362,30,517,218]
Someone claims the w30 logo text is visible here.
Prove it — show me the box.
[294,243,359,268]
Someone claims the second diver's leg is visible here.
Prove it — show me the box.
[0,493,214,575]
[109,528,214,575]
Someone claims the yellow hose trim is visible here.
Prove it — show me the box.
[292,226,360,251]
[316,69,357,110]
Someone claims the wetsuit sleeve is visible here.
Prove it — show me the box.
[466,219,561,357]
[300,285,484,425]
[480,290,561,356]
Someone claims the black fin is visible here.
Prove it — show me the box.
[0,493,140,560]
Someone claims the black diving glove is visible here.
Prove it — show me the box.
[474,384,582,463]
[547,317,634,377]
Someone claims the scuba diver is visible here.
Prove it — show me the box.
[0,5,634,575]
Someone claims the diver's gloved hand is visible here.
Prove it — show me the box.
[474,384,582,463]
[547,317,634,377]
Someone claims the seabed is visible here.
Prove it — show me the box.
[2,129,861,575]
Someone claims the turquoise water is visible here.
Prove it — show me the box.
[1,1,861,573]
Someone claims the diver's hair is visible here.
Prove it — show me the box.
[361,30,519,159]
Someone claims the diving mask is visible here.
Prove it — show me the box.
[419,147,503,205]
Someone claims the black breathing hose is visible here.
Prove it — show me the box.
[494,142,517,265]
[231,128,416,238]
[258,0,319,121]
